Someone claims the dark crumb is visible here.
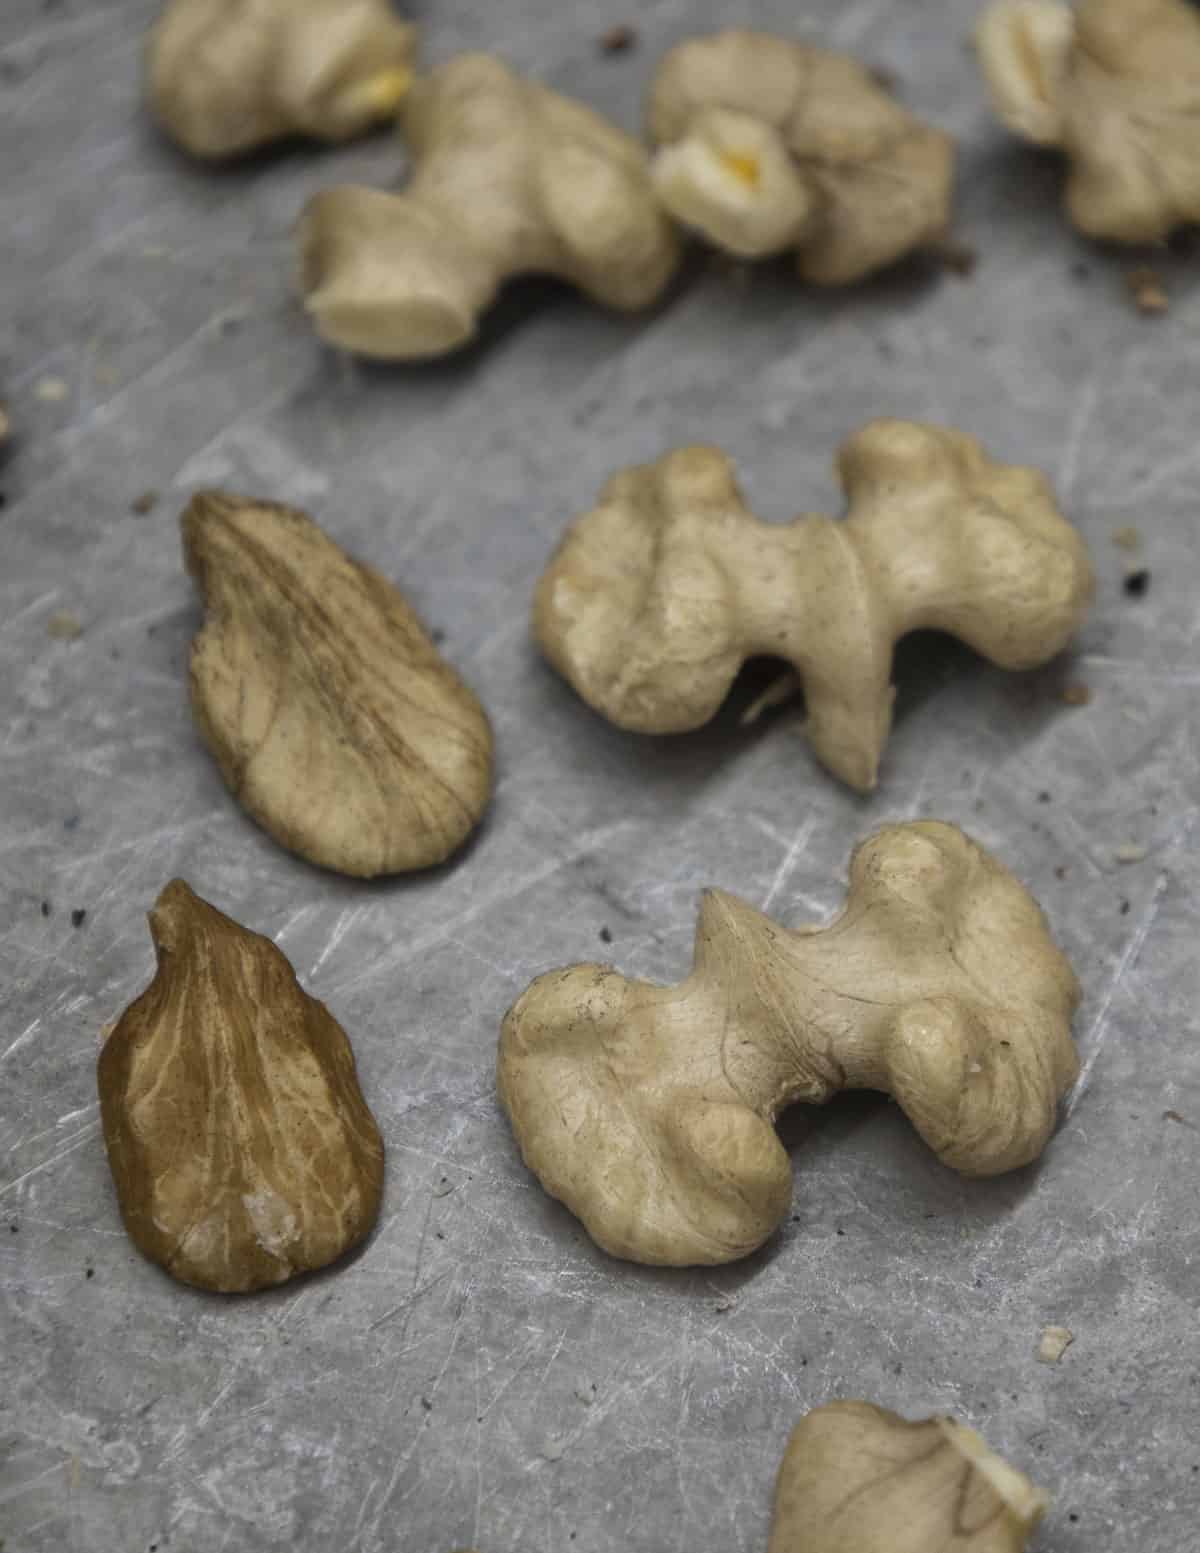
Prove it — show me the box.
[790,1214,800,1223]
[1123,568,1150,598]
[64,815,79,831]
[220,315,243,335]
[435,1230,445,1240]
[1054,865,1067,879]
[599,23,637,54]
[868,64,899,91]
[0,493,7,509]
[130,489,159,516]
[1069,1514,1080,1524]
[85,1267,94,1279]
[835,1226,845,1236]
[933,236,978,277]
[41,900,51,917]
[1120,899,1130,915]
[1164,1110,1187,1125]
[1070,260,1090,282]
[429,628,446,645]
[420,1395,433,1411]
[1060,683,1092,706]
[71,908,87,928]
[1125,266,1168,315]
[599,925,613,944]
[8,1223,17,1233]
[1037,791,1051,803]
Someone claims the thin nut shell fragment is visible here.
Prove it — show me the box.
[183,492,493,876]
[769,1401,1047,1552]
[98,880,384,1292]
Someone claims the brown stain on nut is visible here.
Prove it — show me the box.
[98,880,384,1293]
[183,491,493,877]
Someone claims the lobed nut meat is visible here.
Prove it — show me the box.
[500,822,1080,1266]
[534,420,1093,793]
[297,53,682,359]
[977,0,1200,242]
[646,29,956,284]
[183,491,493,876]
[769,1400,1047,1553]
[98,880,384,1292]
[147,0,417,159]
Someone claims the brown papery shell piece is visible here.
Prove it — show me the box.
[183,491,494,876]
[98,880,384,1292]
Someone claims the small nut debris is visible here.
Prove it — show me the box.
[131,489,160,516]
[47,611,83,640]
[1037,1324,1074,1363]
[1111,525,1141,551]
[501,822,1080,1265]
[769,1400,1048,1552]
[534,421,1093,792]
[1114,842,1147,864]
[297,55,680,360]
[1125,266,1169,314]
[146,0,418,158]
[97,880,384,1292]
[1060,682,1092,706]
[599,23,637,55]
[0,402,10,444]
[182,491,493,876]
[647,30,956,284]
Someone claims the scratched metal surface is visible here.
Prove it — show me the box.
[2,0,1198,1549]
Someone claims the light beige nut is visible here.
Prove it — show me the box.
[646,29,956,283]
[183,491,493,876]
[769,1400,1048,1553]
[98,880,384,1292]
[534,420,1093,793]
[977,0,1200,242]
[147,0,417,159]
[297,53,682,359]
[500,822,1081,1266]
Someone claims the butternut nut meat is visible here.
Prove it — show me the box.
[183,491,493,876]
[297,53,682,359]
[147,0,417,159]
[534,420,1093,792]
[646,29,956,283]
[98,880,384,1292]
[499,822,1080,1266]
[977,0,1200,242]
[770,1401,1048,1553]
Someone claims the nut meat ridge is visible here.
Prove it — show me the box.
[183,492,493,877]
[500,822,1080,1266]
[97,881,384,1292]
[534,420,1093,792]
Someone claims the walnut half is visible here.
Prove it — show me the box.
[98,880,384,1292]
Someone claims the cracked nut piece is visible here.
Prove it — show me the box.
[183,491,493,876]
[500,822,1080,1265]
[147,0,417,159]
[98,880,384,1292]
[770,1401,1047,1553]
[297,53,681,359]
[977,0,1200,242]
[647,29,956,283]
[534,420,1092,793]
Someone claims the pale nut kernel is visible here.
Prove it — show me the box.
[647,29,956,284]
[769,1400,1048,1553]
[499,822,1080,1266]
[98,880,384,1292]
[533,420,1093,793]
[147,0,418,159]
[182,491,493,878]
[296,53,681,360]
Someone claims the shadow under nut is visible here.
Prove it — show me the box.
[183,490,494,877]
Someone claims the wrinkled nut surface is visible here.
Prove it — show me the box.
[500,822,1080,1266]
[647,29,956,283]
[534,420,1093,793]
[184,491,493,876]
[147,0,417,158]
[977,0,1200,242]
[297,53,681,359]
[770,1401,1048,1553]
[98,880,384,1292]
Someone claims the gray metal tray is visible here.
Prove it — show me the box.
[2,2,1197,1549]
